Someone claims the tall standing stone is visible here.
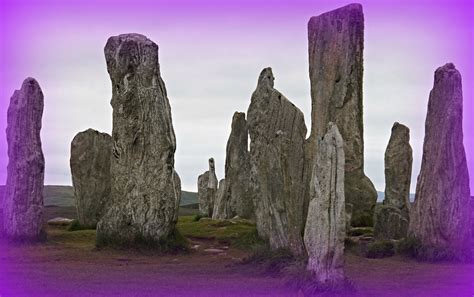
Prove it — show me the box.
[70,129,112,228]
[198,158,217,217]
[213,112,252,220]
[247,68,307,256]
[304,123,345,284]
[374,123,412,240]
[409,63,471,256]
[384,123,412,217]
[96,34,181,245]
[306,3,377,227]
[3,78,45,241]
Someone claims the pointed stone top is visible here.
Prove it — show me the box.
[434,63,461,82]
[390,122,410,144]
[208,157,215,170]
[257,67,274,90]
[21,77,40,88]
[232,112,246,121]
[16,77,42,96]
[11,77,43,107]
[392,122,409,133]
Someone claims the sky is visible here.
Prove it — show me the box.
[0,0,473,192]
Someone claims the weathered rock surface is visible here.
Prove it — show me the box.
[212,179,226,219]
[198,158,218,217]
[383,123,412,218]
[247,68,307,256]
[306,3,377,227]
[3,78,45,241]
[304,123,345,284]
[213,112,252,220]
[198,171,210,216]
[409,63,471,256]
[374,205,408,240]
[374,122,412,240]
[70,129,112,228]
[96,34,181,245]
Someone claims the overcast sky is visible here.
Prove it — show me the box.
[0,0,472,192]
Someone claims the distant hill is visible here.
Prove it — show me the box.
[181,191,198,206]
[0,185,75,207]
[0,185,198,208]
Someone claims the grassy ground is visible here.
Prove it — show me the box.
[177,216,263,249]
[1,207,473,297]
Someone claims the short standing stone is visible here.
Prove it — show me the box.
[306,3,377,227]
[198,158,218,217]
[70,129,112,228]
[3,78,45,241]
[408,63,471,257]
[374,122,412,240]
[374,205,408,240]
[304,123,345,284]
[248,68,307,256]
[96,34,181,245]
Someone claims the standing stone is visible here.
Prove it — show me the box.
[384,123,412,217]
[306,3,377,227]
[198,171,210,216]
[247,68,307,256]
[3,78,45,241]
[198,158,218,217]
[304,123,345,284]
[212,179,226,219]
[96,34,181,245]
[213,112,252,220]
[374,205,408,240]
[409,63,471,257]
[374,123,412,240]
[70,129,112,228]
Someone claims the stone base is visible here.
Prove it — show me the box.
[374,205,408,240]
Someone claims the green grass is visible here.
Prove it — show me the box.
[47,226,97,248]
[366,240,395,258]
[96,228,189,253]
[395,236,470,262]
[192,214,204,222]
[177,216,262,249]
[347,227,374,237]
[67,219,96,231]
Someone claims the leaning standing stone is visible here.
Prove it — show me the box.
[306,3,377,227]
[96,34,181,246]
[304,123,345,284]
[247,68,307,256]
[409,63,471,258]
[70,129,112,228]
[3,78,45,241]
